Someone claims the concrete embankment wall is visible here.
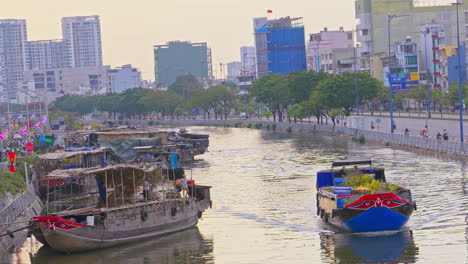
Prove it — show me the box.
[0,186,42,262]
[152,119,468,156]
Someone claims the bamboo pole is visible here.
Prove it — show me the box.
[112,171,117,207]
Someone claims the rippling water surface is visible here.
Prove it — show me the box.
[19,126,468,264]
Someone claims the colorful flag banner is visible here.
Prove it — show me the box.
[0,130,9,140]
[7,152,16,173]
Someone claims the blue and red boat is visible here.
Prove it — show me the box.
[316,160,416,233]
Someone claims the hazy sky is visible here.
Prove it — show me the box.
[2,0,355,80]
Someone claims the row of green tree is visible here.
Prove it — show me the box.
[54,74,237,120]
[52,71,467,124]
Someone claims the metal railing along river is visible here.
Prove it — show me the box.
[154,119,468,156]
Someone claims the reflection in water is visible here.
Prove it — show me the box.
[30,227,213,264]
[320,230,419,264]
[15,127,468,263]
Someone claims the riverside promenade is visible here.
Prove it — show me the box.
[148,118,468,156]
[355,112,468,140]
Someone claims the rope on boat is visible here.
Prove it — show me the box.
[0,220,34,226]
[0,224,36,238]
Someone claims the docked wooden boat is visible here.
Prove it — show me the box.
[31,164,211,253]
[316,160,416,233]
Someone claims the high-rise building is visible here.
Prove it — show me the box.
[26,39,68,70]
[153,41,212,87]
[253,16,306,78]
[108,64,142,93]
[308,28,354,71]
[227,61,242,81]
[240,46,256,76]
[355,0,468,63]
[0,19,28,102]
[62,15,103,68]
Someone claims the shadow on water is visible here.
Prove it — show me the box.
[320,230,419,264]
[30,227,214,264]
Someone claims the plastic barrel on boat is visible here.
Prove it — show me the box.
[333,187,352,195]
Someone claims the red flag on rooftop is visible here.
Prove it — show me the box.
[267,10,273,13]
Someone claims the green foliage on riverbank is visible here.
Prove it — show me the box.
[0,169,26,196]
[352,135,366,144]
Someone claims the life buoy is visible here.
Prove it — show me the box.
[141,209,148,221]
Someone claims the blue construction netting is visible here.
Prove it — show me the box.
[267,26,307,74]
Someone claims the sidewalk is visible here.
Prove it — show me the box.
[344,115,468,141]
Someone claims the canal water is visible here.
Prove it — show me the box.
[16,126,467,263]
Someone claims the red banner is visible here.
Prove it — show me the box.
[7,152,16,173]
[26,142,34,152]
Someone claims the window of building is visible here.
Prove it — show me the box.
[362,29,368,36]
[406,56,417,65]
[347,32,353,39]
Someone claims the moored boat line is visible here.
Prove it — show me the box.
[23,126,212,253]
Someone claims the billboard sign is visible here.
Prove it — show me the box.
[388,72,419,91]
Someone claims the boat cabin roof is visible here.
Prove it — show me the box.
[39,148,106,160]
[45,164,161,179]
[332,159,372,167]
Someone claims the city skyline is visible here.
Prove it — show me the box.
[1,0,355,80]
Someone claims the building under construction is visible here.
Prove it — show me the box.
[253,16,307,78]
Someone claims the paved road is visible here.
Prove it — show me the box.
[343,115,468,141]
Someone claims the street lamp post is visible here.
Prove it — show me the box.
[387,14,408,134]
[452,0,464,143]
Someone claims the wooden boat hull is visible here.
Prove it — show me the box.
[318,192,415,233]
[33,198,210,253]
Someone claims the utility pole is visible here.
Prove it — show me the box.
[452,0,465,143]
[354,42,359,116]
[387,14,409,134]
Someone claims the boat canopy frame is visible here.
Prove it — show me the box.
[332,159,372,168]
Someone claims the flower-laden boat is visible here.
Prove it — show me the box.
[316,160,416,233]
[31,164,211,253]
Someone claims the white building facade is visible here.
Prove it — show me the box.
[308,28,354,71]
[108,64,141,93]
[62,16,103,68]
[26,39,68,70]
[240,46,256,76]
[0,19,28,102]
[226,61,242,81]
[23,66,111,101]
